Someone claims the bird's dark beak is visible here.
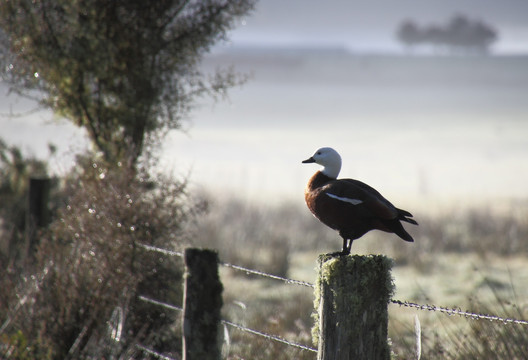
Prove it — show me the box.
[302,157,315,164]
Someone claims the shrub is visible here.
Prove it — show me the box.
[1,155,205,358]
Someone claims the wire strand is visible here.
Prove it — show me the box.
[221,319,317,353]
[220,261,315,288]
[138,295,182,312]
[136,344,178,360]
[137,243,183,257]
[137,244,528,327]
[137,295,316,353]
[137,242,313,287]
[390,299,528,325]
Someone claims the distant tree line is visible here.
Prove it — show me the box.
[396,15,498,54]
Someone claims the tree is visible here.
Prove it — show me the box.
[423,25,448,51]
[396,20,422,51]
[395,15,498,55]
[0,0,255,166]
[444,15,498,53]
[445,15,473,49]
[470,21,498,53]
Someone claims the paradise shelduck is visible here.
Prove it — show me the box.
[302,147,417,255]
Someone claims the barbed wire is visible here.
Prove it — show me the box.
[137,243,183,258]
[137,295,317,354]
[220,261,315,288]
[137,244,528,327]
[138,295,182,312]
[137,242,314,287]
[221,318,317,353]
[390,299,528,326]
[136,344,177,360]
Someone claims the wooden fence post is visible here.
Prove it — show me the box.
[313,254,394,360]
[25,177,51,258]
[182,248,223,360]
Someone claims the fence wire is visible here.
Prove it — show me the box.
[138,295,182,312]
[220,261,315,288]
[136,344,177,360]
[390,299,528,325]
[137,242,314,287]
[137,295,317,353]
[221,318,317,353]
[138,243,183,258]
[138,244,528,329]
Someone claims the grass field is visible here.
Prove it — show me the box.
[190,194,528,359]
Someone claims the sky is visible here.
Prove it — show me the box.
[1,1,528,209]
[227,0,528,53]
[161,53,528,209]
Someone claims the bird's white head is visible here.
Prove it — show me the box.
[302,147,342,179]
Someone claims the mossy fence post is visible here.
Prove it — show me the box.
[313,254,394,360]
[182,248,223,360]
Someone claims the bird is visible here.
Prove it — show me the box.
[302,147,417,255]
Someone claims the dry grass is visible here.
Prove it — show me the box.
[188,194,528,359]
[2,175,528,358]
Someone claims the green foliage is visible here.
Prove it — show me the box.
[0,0,255,164]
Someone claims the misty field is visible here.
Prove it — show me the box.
[190,194,528,359]
[1,163,527,358]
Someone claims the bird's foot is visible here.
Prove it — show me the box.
[325,250,350,257]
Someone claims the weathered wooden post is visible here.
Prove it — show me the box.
[313,254,394,360]
[25,177,51,257]
[182,248,223,360]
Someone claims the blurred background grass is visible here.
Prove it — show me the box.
[189,193,528,359]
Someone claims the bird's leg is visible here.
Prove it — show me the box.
[346,239,353,254]
[342,238,348,253]
[325,237,352,257]
[339,238,351,255]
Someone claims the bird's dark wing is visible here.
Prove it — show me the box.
[322,178,399,220]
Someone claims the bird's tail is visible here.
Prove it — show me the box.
[397,208,418,225]
[393,222,415,242]
[386,208,418,242]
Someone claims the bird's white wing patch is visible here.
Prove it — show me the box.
[326,193,363,205]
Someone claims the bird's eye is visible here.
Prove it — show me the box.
[316,151,321,155]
